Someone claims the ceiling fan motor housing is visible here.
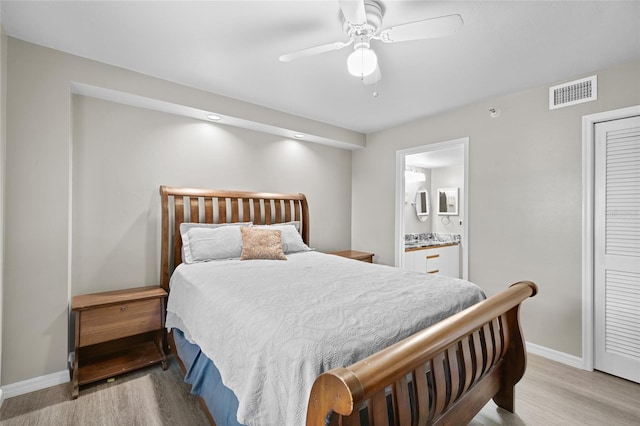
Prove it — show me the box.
[342,0,384,38]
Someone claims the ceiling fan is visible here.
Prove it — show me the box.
[279,0,463,84]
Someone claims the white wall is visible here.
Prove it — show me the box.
[352,60,640,358]
[3,38,353,385]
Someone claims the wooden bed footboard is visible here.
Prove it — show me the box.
[307,281,538,426]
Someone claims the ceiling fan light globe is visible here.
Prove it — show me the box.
[347,47,377,77]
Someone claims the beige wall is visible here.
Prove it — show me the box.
[0,24,7,395]
[3,33,639,385]
[353,60,640,357]
[3,38,353,385]
[404,167,431,234]
[71,95,352,296]
[431,165,464,235]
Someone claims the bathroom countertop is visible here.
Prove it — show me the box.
[404,233,460,251]
[404,241,459,250]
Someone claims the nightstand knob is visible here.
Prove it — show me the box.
[121,305,127,312]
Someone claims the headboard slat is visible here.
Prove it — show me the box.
[230,198,240,223]
[284,200,292,223]
[264,200,272,225]
[159,186,309,291]
[204,198,214,223]
[274,200,282,223]
[253,199,261,224]
[189,197,199,223]
[242,198,251,222]
[174,197,185,266]
[218,198,227,224]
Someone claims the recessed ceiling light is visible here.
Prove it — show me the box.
[206,114,222,121]
[293,134,305,139]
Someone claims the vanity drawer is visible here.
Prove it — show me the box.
[425,253,441,274]
[79,298,161,347]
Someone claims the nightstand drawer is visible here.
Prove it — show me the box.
[79,298,161,347]
[329,250,374,263]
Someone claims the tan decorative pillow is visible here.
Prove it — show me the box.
[240,227,287,260]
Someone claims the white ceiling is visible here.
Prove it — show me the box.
[1,1,639,134]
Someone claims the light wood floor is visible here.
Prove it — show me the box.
[1,353,638,425]
[471,353,640,426]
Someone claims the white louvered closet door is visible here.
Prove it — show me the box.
[594,116,640,383]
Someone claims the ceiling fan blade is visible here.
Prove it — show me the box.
[362,64,381,85]
[379,14,463,43]
[339,0,367,26]
[279,40,351,62]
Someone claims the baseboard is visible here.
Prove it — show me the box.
[526,341,584,369]
[0,344,581,400]
[2,369,70,399]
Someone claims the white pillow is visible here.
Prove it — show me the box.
[179,221,252,236]
[279,221,300,232]
[181,223,251,263]
[254,224,310,254]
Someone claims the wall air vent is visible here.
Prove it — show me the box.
[549,75,597,110]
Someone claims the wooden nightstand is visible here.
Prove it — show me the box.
[330,250,374,263]
[71,285,168,399]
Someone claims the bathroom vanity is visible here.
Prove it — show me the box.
[404,242,460,278]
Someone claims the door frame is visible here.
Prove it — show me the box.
[395,137,469,279]
[581,105,640,370]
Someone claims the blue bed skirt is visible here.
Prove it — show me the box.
[174,328,395,426]
[172,328,246,426]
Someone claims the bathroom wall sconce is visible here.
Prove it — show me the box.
[405,166,426,183]
[489,108,501,118]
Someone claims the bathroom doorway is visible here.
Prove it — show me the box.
[394,137,469,279]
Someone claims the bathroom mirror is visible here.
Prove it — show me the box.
[438,188,459,216]
[415,189,429,221]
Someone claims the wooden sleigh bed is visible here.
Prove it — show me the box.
[159,185,537,426]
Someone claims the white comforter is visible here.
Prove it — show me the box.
[166,251,485,426]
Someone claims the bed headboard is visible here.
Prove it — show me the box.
[159,185,309,291]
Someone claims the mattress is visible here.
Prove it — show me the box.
[166,251,485,426]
